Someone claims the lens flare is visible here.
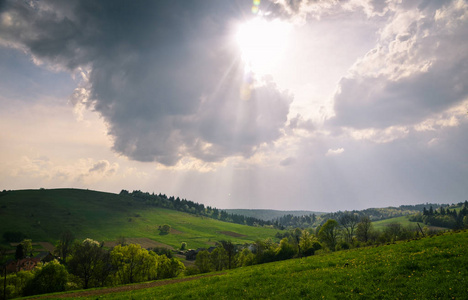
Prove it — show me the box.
[252,0,260,14]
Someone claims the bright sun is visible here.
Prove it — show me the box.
[236,18,291,75]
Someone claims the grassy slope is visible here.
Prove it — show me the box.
[372,215,449,231]
[33,230,468,299]
[372,215,416,230]
[0,189,280,249]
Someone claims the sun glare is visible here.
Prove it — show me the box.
[236,18,291,75]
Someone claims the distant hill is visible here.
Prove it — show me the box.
[224,209,326,221]
[0,189,280,249]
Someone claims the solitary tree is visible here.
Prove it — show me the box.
[21,239,33,257]
[220,241,235,269]
[299,230,317,257]
[68,238,106,289]
[318,219,340,250]
[195,250,211,273]
[356,216,373,243]
[55,230,74,263]
[159,224,171,235]
[210,247,228,271]
[338,213,359,243]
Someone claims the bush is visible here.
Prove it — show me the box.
[159,224,171,235]
[23,260,69,296]
[184,266,200,276]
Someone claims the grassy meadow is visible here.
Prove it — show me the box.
[0,189,280,249]
[27,230,468,299]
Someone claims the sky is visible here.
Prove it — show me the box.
[0,0,467,212]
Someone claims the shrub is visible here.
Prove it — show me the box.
[23,260,69,296]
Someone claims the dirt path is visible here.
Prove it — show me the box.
[29,273,226,299]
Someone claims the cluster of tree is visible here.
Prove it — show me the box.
[1,234,185,298]
[274,214,317,229]
[190,232,322,275]
[274,204,448,229]
[191,213,426,275]
[120,190,277,228]
[409,201,468,229]
[316,216,420,250]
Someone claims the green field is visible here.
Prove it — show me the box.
[372,215,448,232]
[0,189,280,249]
[26,230,468,299]
[372,215,416,230]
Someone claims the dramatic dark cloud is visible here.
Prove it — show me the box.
[0,0,291,165]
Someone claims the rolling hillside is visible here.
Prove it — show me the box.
[0,189,280,249]
[24,230,468,299]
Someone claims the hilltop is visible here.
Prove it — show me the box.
[0,189,279,249]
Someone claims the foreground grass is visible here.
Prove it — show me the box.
[31,230,467,299]
[0,189,280,249]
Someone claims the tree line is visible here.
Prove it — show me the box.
[409,201,468,229]
[120,190,277,228]
[189,211,468,275]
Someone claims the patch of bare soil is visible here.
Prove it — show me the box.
[169,228,184,235]
[29,273,226,299]
[38,242,56,252]
[218,231,247,238]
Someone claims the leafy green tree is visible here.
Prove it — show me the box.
[195,250,211,273]
[23,260,68,296]
[21,240,33,257]
[55,230,74,263]
[275,238,296,261]
[211,247,228,271]
[180,242,187,251]
[318,219,340,250]
[68,238,106,289]
[299,230,317,257]
[384,222,402,241]
[156,255,185,279]
[219,241,236,269]
[338,213,359,243]
[356,216,373,243]
[111,244,157,284]
[236,248,255,267]
[159,224,171,235]
[253,239,277,264]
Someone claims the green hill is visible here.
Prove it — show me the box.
[26,230,468,299]
[224,209,326,221]
[0,189,280,249]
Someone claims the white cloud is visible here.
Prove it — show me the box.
[326,148,344,156]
